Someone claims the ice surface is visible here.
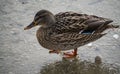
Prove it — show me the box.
[0,0,120,74]
[113,34,119,39]
[87,43,93,47]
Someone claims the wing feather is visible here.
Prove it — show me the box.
[54,12,113,34]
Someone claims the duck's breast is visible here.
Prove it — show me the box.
[36,28,56,50]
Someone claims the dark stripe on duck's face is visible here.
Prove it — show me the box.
[34,15,40,21]
[34,15,44,25]
[35,18,42,25]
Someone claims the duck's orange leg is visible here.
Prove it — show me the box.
[63,48,77,58]
[49,50,60,54]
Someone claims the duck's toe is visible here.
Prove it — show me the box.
[49,50,60,54]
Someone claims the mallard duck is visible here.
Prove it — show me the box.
[24,10,119,58]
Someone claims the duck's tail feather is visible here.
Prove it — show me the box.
[108,24,119,29]
[93,24,119,34]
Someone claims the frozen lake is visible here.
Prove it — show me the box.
[0,0,120,74]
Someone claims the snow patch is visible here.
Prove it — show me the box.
[113,34,119,39]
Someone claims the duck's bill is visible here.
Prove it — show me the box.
[24,22,35,30]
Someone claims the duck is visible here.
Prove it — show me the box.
[24,10,119,58]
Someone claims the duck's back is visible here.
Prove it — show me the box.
[54,11,113,34]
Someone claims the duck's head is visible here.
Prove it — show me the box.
[24,10,55,30]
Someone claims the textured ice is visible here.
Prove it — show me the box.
[87,43,93,47]
[113,34,119,39]
[0,0,120,74]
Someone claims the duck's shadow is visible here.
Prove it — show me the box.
[40,57,120,74]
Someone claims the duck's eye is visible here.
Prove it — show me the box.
[34,16,41,21]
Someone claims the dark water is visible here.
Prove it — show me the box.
[0,0,120,74]
[40,57,120,74]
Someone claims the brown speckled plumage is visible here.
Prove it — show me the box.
[24,10,119,51]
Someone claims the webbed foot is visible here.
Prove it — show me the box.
[63,48,77,58]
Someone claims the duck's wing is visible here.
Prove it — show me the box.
[54,12,88,33]
[54,12,113,34]
[50,33,106,45]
